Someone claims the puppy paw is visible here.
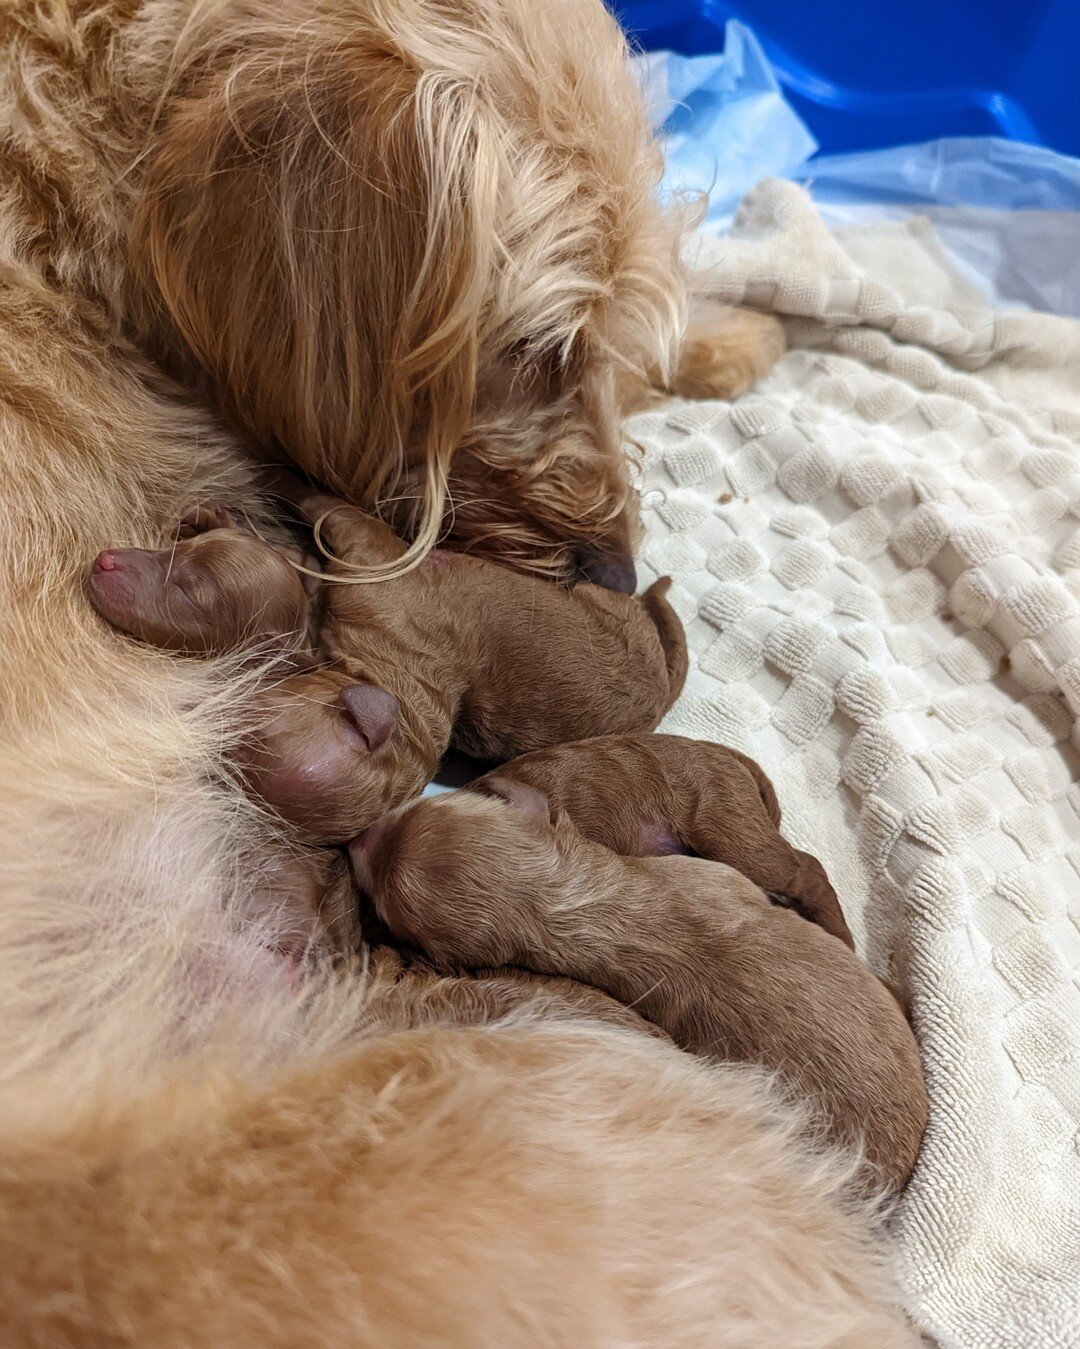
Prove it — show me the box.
[671,308,785,402]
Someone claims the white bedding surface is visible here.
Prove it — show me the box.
[635,181,1080,1348]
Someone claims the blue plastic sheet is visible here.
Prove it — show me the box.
[641,36,1080,315]
[805,141,1080,317]
[805,138,1080,215]
[614,0,1080,158]
[635,24,816,226]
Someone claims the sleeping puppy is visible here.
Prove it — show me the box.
[242,840,670,1047]
[263,472,687,764]
[234,671,424,847]
[88,487,687,841]
[348,789,927,1193]
[87,505,319,655]
[469,734,852,948]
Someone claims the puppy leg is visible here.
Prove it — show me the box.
[640,577,689,702]
[360,948,662,1042]
[701,833,851,949]
[176,504,241,537]
[260,468,406,571]
[679,772,853,949]
[720,748,783,826]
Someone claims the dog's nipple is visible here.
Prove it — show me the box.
[93,551,120,573]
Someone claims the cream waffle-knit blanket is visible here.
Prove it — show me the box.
[634,180,1080,1349]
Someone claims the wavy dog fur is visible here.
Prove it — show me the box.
[127,0,782,581]
[2,1018,921,1349]
[0,2,912,1342]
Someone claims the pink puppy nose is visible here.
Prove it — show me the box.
[92,550,121,573]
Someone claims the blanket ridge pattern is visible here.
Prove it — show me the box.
[633,181,1080,1348]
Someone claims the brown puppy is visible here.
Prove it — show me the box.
[236,671,424,847]
[241,837,672,1051]
[471,734,852,948]
[87,506,316,655]
[350,791,927,1192]
[90,489,687,840]
[269,474,687,763]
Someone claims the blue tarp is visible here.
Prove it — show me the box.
[638,26,1080,315]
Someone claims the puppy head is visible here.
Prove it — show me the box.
[347,788,561,966]
[236,670,421,845]
[87,529,310,654]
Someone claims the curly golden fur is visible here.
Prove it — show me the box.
[0,2,918,1342]
[126,0,690,582]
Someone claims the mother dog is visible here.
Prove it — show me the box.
[0,2,915,1342]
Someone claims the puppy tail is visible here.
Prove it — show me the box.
[642,577,688,703]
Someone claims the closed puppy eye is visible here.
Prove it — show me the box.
[169,571,198,603]
[170,565,213,607]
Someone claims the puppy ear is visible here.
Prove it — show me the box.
[176,504,238,537]
[479,777,551,826]
[339,684,399,752]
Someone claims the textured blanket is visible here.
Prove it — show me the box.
[633,181,1080,1349]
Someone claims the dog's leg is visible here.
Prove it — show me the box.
[667,304,786,402]
[618,304,785,415]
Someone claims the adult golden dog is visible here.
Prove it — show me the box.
[0,1,916,1342]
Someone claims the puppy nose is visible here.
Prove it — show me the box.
[575,546,637,594]
[92,550,121,573]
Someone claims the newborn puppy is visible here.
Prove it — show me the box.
[97,479,686,840]
[471,735,852,948]
[350,791,927,1192]
[263,472,688,764]
[88,486,686,841]
[238,837,667,1055]
[239,847,668,1047]
[87,506,316,655]
[235,670,425,846]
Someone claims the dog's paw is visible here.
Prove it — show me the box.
[672,308,785,402]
